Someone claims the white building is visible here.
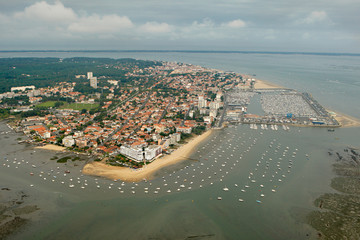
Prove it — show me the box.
[204,116,213,124]
[209,101,221,110]
[119,145,144,162]
[189,110,194,118]
[87,72,93,79]
[198,95,207,109]
[90,77,97,89]
[144,145,162,161]
[74,131,83,138]
[176,126,192,134]
[209,110,217,118]
[168,133,181,145]
[62,136,75,147]
[107,80,118,86]
[11,86,35,92]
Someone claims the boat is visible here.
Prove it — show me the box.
[217,197,222,200]
[223,187,229,191]
[238,199,244,202]
[256,200,262,203]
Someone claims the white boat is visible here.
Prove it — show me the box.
[238,199,244,202]
[217,197,222,200]
[223,187,229,191]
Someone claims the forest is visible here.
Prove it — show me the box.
[0,57,162,93]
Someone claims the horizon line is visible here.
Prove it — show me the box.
[1,50,360,56]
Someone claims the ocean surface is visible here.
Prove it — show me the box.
[1,51,360,239]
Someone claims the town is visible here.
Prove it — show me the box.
[0,59,250,168]
[0,58,339,169]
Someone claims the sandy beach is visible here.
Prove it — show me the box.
[254,79,285,89]
[83,129,214,182]
[35,144,66,151]
[332,111,360,128]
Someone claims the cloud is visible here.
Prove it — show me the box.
[14,1,77,23]
[223,19,246,28]
[140,22,172,33]
[191,18,215,29]
[68,14,133,34]
[299,11,328,24]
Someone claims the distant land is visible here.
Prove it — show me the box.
[1,50,360,57]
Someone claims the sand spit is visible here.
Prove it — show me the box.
[83,129,214,182]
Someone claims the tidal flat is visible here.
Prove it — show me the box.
[307,147,360,239]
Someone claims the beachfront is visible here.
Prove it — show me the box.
[83,129,214,181]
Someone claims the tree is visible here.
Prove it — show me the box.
[54,101,64,108]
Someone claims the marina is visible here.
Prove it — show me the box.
[0,116,350,239]
[0,51,359,240]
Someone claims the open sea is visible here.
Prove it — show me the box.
[1,51,360,239]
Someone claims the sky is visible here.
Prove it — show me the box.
[0,0,359,52]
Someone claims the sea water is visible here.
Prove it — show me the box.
[0,52,359,239]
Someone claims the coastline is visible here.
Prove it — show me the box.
[82,129,215,182]
[35,144,66,151]
[253,79,285,89]
[331,111,360,128]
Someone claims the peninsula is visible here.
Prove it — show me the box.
[0,57,357,181]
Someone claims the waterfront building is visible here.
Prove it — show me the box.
[119,145,144,162]
[176,126,192,134]
[62,136,75,147]
[144,145,162,161]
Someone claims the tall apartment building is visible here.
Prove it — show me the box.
[87,72,93,79]
[90,77,97,89]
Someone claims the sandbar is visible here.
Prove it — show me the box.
[82,129,214,182]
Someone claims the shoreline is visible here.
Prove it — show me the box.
[241,75,286,89]
[330,111,360,128]
[82,129,215,182]
[34,144,66,151]
[254,79,285,89]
